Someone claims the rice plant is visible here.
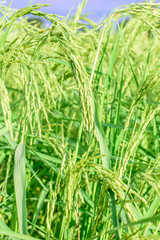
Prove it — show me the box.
[0,1,160,239]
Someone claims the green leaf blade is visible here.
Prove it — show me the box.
[14,143,27,235]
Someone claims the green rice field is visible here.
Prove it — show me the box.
[0,1,160,239]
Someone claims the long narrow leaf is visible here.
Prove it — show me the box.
[14,143,27,235]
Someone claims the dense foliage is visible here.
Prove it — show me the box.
[0,1,160,239]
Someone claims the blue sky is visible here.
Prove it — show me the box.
[4,0,156,22]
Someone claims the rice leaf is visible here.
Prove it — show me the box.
[14,143,27,235]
